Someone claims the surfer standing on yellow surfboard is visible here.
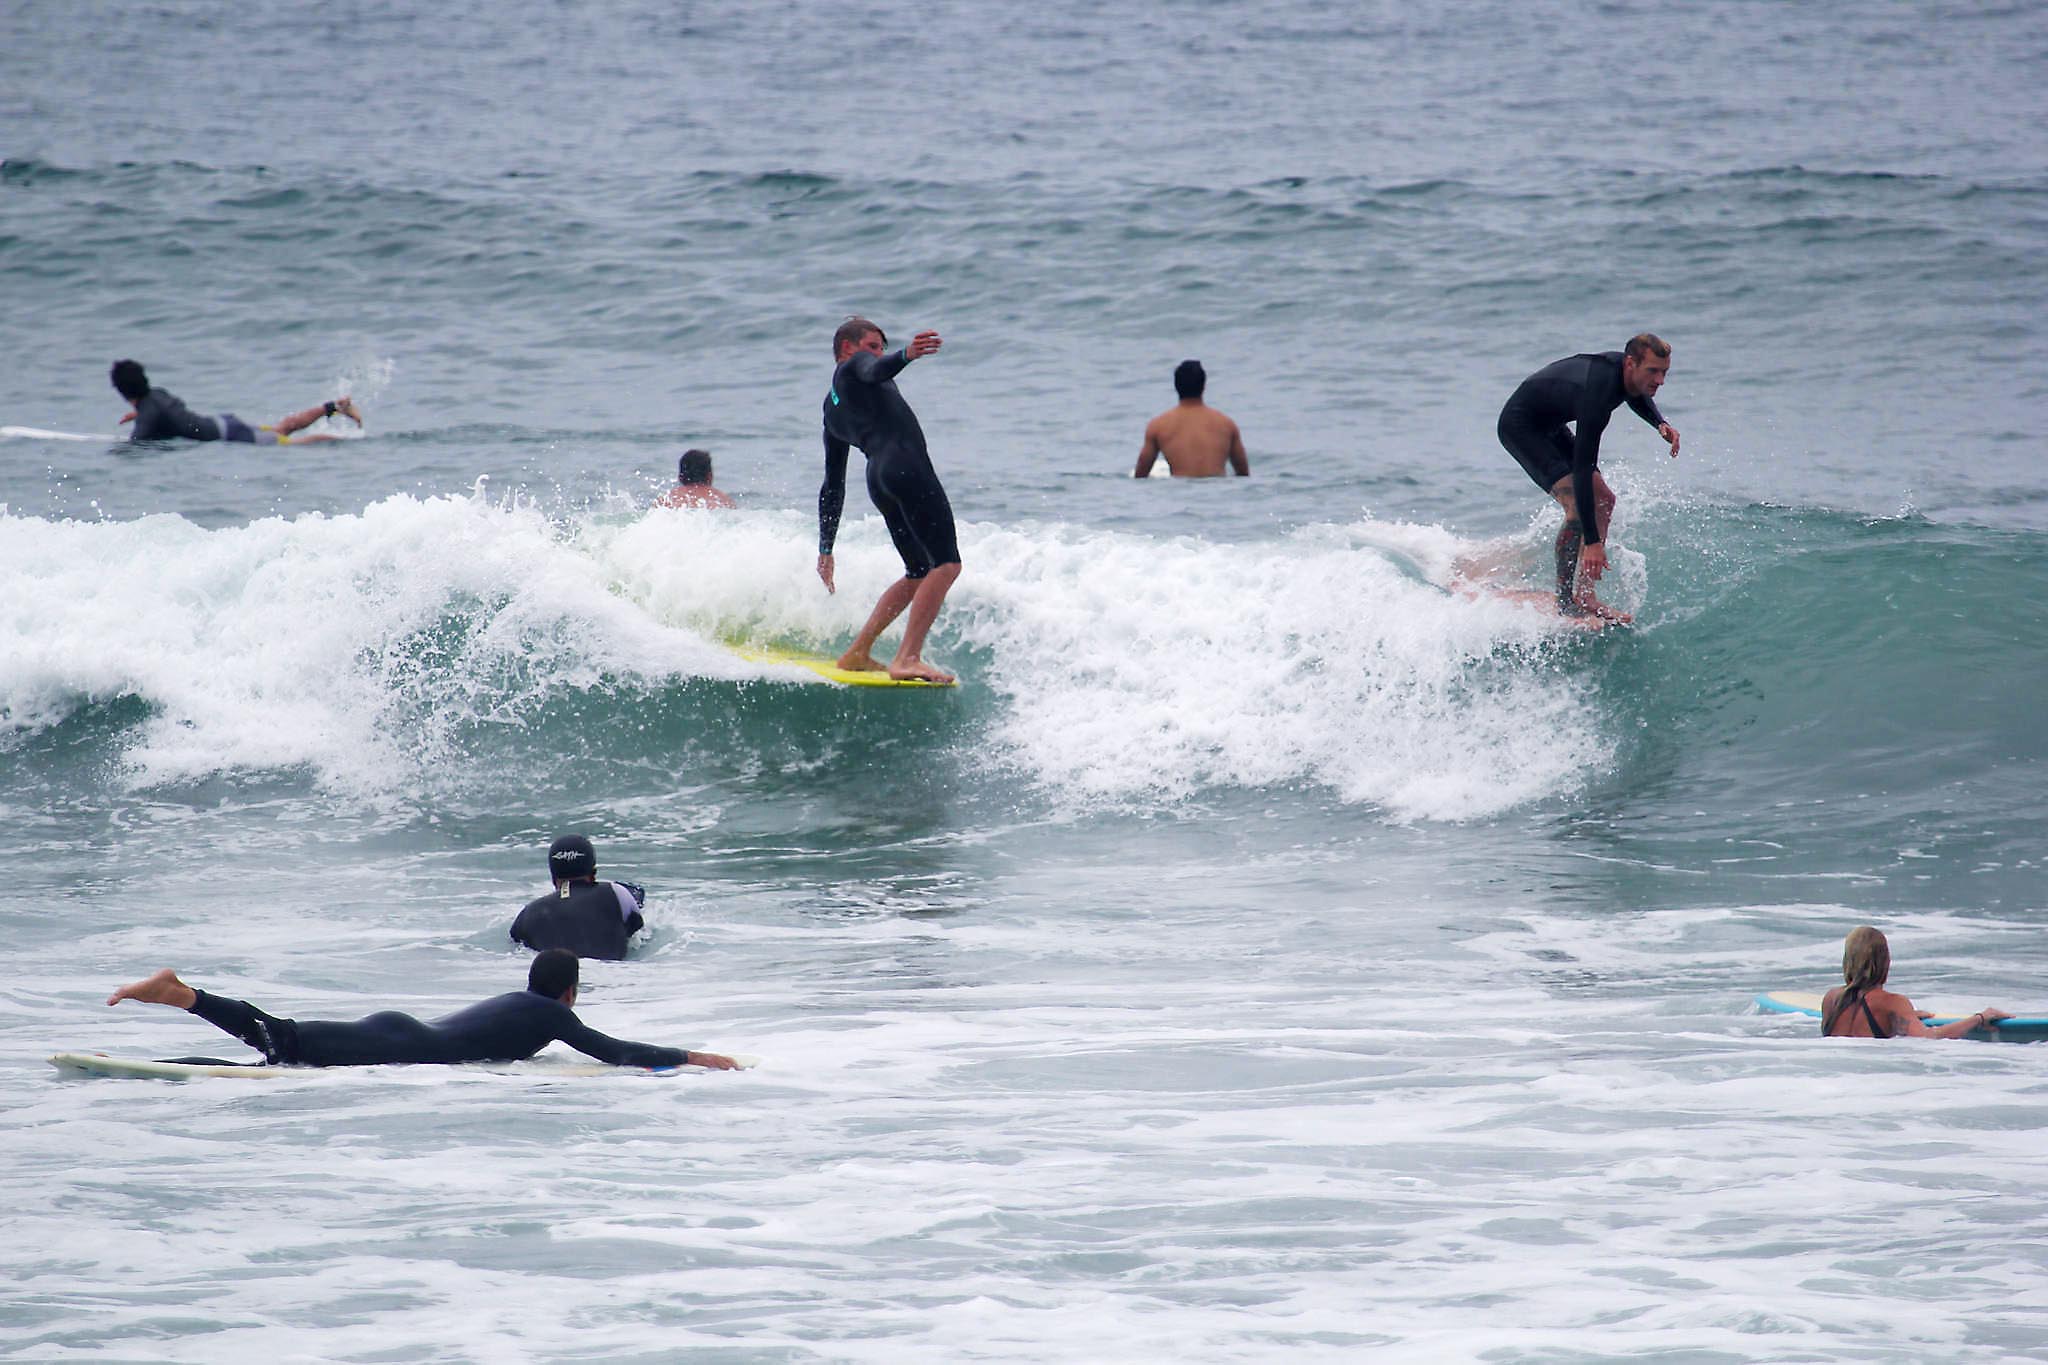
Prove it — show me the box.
[815,317,961,685]
[1496,334,1680,623]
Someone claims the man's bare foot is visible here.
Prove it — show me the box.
[1567,595,1633,626]
[835,649,886,672]
[108,969,197,1010]
[333,397,362,426]
[888,657,955,684]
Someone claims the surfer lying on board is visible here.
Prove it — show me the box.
[1135,360,1248,477]
[1496,334,1679,622]
[816,317,960,684]
[511,834,647,962]
[105,949,740,1069]
[1821,926,2008,1039]
[111,359,360,445]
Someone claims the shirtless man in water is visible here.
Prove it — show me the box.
[816,316,960,683]
[1135,360,1248,478]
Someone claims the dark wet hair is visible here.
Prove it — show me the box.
[528,947,580,999]
[1625,333,1670,363]
[548,834,597,883]
[1173,359,1206,399]
[111,359,150,402]
[834,315,885,357]
[678,449,713,485]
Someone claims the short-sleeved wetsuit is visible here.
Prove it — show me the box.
[128,388,281,445]
[185,986,687,1068]
[510,879,647,961]
[1496,352,1666,545]
[129,388,222,442]
[819,349,960,579]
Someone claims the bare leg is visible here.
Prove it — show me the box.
[1548,474,1627,620]
[272,396,362,443]
[108,969,198,1011]
[1550,514,1583,612]
[837,576,919,672]
[888,561,960,683]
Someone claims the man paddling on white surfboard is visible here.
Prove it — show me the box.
[105,950,740,1069]
[1495,334,1680,622]
[112,360,361,446]
[816,317,961,684]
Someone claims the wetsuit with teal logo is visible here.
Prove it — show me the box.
[819,348,960,579]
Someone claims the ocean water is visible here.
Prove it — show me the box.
[4,1,2047,1360]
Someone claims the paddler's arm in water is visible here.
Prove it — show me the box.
[817,432,851,593]
[557,1015,741,1070]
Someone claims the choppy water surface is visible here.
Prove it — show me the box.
[4,1,2046,1360]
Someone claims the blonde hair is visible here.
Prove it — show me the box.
[1841,925,1890,989]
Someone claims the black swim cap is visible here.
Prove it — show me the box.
[548,834,597,882]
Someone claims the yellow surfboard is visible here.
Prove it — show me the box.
[726,642,958,688]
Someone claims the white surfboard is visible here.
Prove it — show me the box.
[1,426,115,442]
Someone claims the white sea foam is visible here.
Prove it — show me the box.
[3,499,1611,816]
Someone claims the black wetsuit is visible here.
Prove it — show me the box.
[128,388,222,442]
[1496,352,1666,544]
[185,986,687,1068]
[819,349,960,579]
[510,879,647,961]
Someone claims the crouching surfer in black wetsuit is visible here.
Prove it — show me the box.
[510,834,647,961]
[816,316,960,683]
[104,949,740,1069]
[1496,334,1680,621]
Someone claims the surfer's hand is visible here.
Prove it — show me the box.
[1579,542,1608,582]
[686,1050,741,1070]
[119,409,135,424]
[1980,1008,2010,1024]
[817,554,835,593]
[1659,423,1680,456]
[907,330,942,359]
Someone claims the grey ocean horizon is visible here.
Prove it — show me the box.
[4,2,2046,1360]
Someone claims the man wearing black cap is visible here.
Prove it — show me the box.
[510,836,648,961]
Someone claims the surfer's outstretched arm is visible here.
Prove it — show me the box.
[1894,1000,2010,1039]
